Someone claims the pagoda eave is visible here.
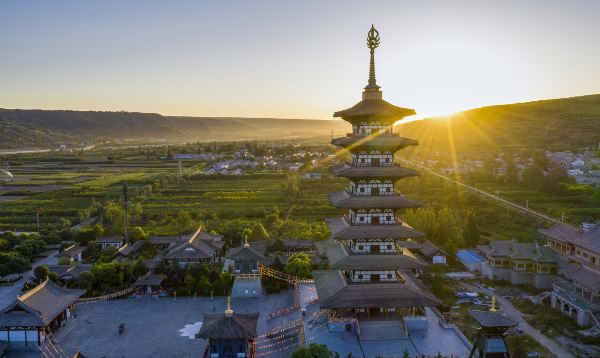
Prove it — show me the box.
[328,191,421,209]
[331,135,418,150]
[326,217,425,240]
[333,99,416,125]
[330,164,420,179]
[313,270,440,309]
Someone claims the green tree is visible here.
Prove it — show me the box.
[130,226,147,242]
[290,343,333,358]
[285,253,312,278]
[78,271,95,291]
[132,258,148,277]
[250,222,269,242]
[103,201,125,235]
[184,274,197,295]
[463,209,481,248]
[176,210,194,234]
[34,265,49,281]
[92,262,123,290]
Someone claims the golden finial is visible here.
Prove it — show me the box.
[225,296,234,317]
[367,24,380,50]
[243,234,250,248]
[365,25,381,90]
[490,296,497,312]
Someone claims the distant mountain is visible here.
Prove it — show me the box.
[0,109,349,148]
[396,94,600,154]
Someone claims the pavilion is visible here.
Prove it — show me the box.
[0,279,85,346]
[196,297,258,358]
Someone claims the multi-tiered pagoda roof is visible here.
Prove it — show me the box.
[312,25,440,315]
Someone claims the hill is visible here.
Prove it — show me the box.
[0,109,349,148]
[396,94,600,155]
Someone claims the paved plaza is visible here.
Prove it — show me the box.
[4,284,471,357]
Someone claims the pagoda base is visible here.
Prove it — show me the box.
[231,277,262,298]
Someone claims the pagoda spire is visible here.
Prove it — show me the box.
[363,25,383,100]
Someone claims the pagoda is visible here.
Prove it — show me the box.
[313,25,440,335]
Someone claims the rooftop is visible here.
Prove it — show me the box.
[0,279,85,327]
[540,223,600,254]
[312,270,440,309]
[195,312,259,339]
[328,190,421,209]
[326,216,425,241]
[330,163,420,179]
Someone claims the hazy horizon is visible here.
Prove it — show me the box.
[2,1,600,119]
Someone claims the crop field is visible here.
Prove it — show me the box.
[0,158,185,231]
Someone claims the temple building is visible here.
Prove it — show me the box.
[226,236,265,298]
[313,25,440,337]
[0,279,84,346]
[164,227,224,266]
[468,301,518,358]
[196,297,258,358]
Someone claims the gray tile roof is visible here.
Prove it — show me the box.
[331,134,418,149]
[57,244,84,258]
[326,217,425,240]
[196,312,259,339]
[226,246,265,261]
[540,223,600,254]
[419,240,446,257]
[312,270,440,309]
[0,279,85,327]
[165,228,223,260]
[330,164,420,179]
[46,264,92,280]
[333,99,416,124]
[133,272,166,287]
[469,310,518,328]
[328,190,421,209]
[318,240,427,270]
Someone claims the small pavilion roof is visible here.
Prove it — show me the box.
[330,164,419,179]
[227,245,265,261]
[0,279,85,327]
[317,240,427,271]
[312,270,440,309]
[328,190,421,209]
[196,312,259,339]
[326,217,425,241]
[333,99,416,125]
[469,310,518,328]
[133,272,166,287]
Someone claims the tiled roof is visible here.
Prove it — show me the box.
[57,244,84,258]
[330,164,420,179]
[469,310,517,328]
[328,190,421,209]
[46,264,92,280]
[196,312,259,339]
[331,134,418,149]
[133,272,165,287]
[0,279,85,327]
[326,217,425,240]
[165,228,223,260]
[312,270,440,309]
[540,223,600,254]
[333,99,416,124]
[318,240,427,270]
[226,246,265,261]
[419,240,446,257]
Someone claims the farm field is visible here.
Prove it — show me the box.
[0,157,187,231]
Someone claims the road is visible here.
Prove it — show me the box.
[0,250,58,309]
[398,158,568,225]
[465,283,575,358]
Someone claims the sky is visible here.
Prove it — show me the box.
[1,0,600,120]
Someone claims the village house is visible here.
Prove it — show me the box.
[57,244,84,263]
[95,236,124,250]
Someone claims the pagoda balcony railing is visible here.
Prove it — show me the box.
[344,215,402,226]
[344,271,406,284]
[344,188,396,196]
[345,160,397,168]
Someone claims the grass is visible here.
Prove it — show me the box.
[506,334,557,358]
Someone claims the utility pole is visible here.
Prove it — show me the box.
[36,212,40,232]
[123,184,129,244]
